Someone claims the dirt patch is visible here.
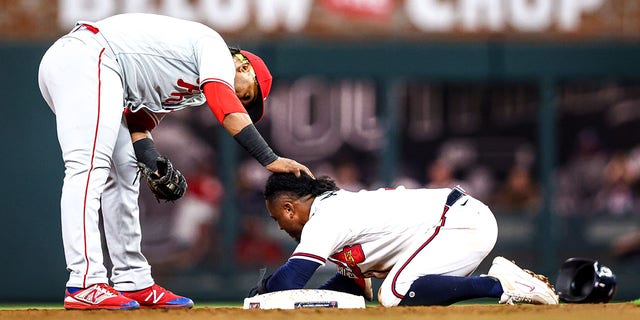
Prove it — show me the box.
[1,303,638,320]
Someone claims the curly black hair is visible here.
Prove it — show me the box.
[264,172,338,201]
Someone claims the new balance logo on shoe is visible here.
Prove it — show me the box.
[73,285,115,304]
[145,290,166,304]
[121,283,194,309]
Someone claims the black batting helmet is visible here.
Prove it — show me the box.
[555,258,617,303]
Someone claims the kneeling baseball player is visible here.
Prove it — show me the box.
[249,173,559,306]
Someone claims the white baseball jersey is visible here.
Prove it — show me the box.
[91,13,236,114]
[37,13,236,291]
[290,187,498,307]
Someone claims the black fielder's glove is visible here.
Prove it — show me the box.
[138,156,187,202]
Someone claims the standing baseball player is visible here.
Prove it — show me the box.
[38,13,312,310]
[249,173,559,306]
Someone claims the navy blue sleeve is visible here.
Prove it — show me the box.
[265,259,321,292]
[318,272,365,296]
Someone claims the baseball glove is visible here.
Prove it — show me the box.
[138,156,187,202]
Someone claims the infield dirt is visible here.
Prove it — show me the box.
[1,303,638,320]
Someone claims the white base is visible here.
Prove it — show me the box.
[243,289,366,309]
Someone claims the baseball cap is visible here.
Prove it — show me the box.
[240,50,272,123]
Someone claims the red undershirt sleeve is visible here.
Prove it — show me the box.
[124,108,162,131]
[202,81,247,124]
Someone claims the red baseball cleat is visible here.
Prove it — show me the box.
[64,283,140,310]
[122,284,194,309]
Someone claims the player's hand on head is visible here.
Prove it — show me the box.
[265,157,314,179]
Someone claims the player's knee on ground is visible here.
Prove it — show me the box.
[377,286,402,307]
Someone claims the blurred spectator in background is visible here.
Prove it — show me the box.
[391,166,422,190]
[333,160,366,191]
[235,215,287,269]
[236,159,271,217]
[137,118,222,281]
[595,152,636,216]
[430,140,493,200]
[234,158,287,269]
[367,163,421,190]
[492,165,540,215]
[464,166,495,203]
[137,163,223,286]
[311,161,336,179]
[555,128,608,216]
[612,231,640,260]
[169,162,224,267]
[425,158,468,190]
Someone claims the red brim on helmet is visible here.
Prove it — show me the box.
[240,50,272,123]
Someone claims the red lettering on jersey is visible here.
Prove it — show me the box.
[177,78,199,91]
[163,78,201,105]
[330,244,366,278]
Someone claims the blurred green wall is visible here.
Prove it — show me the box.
[1,41,639,302]
[0,44,66,301]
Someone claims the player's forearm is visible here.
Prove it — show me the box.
[222,112,253,136]
[127,127,161,171]
[132,137,161,171]
[130,129,151,143]
[265,259,320,292]
[226,113,278,166]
